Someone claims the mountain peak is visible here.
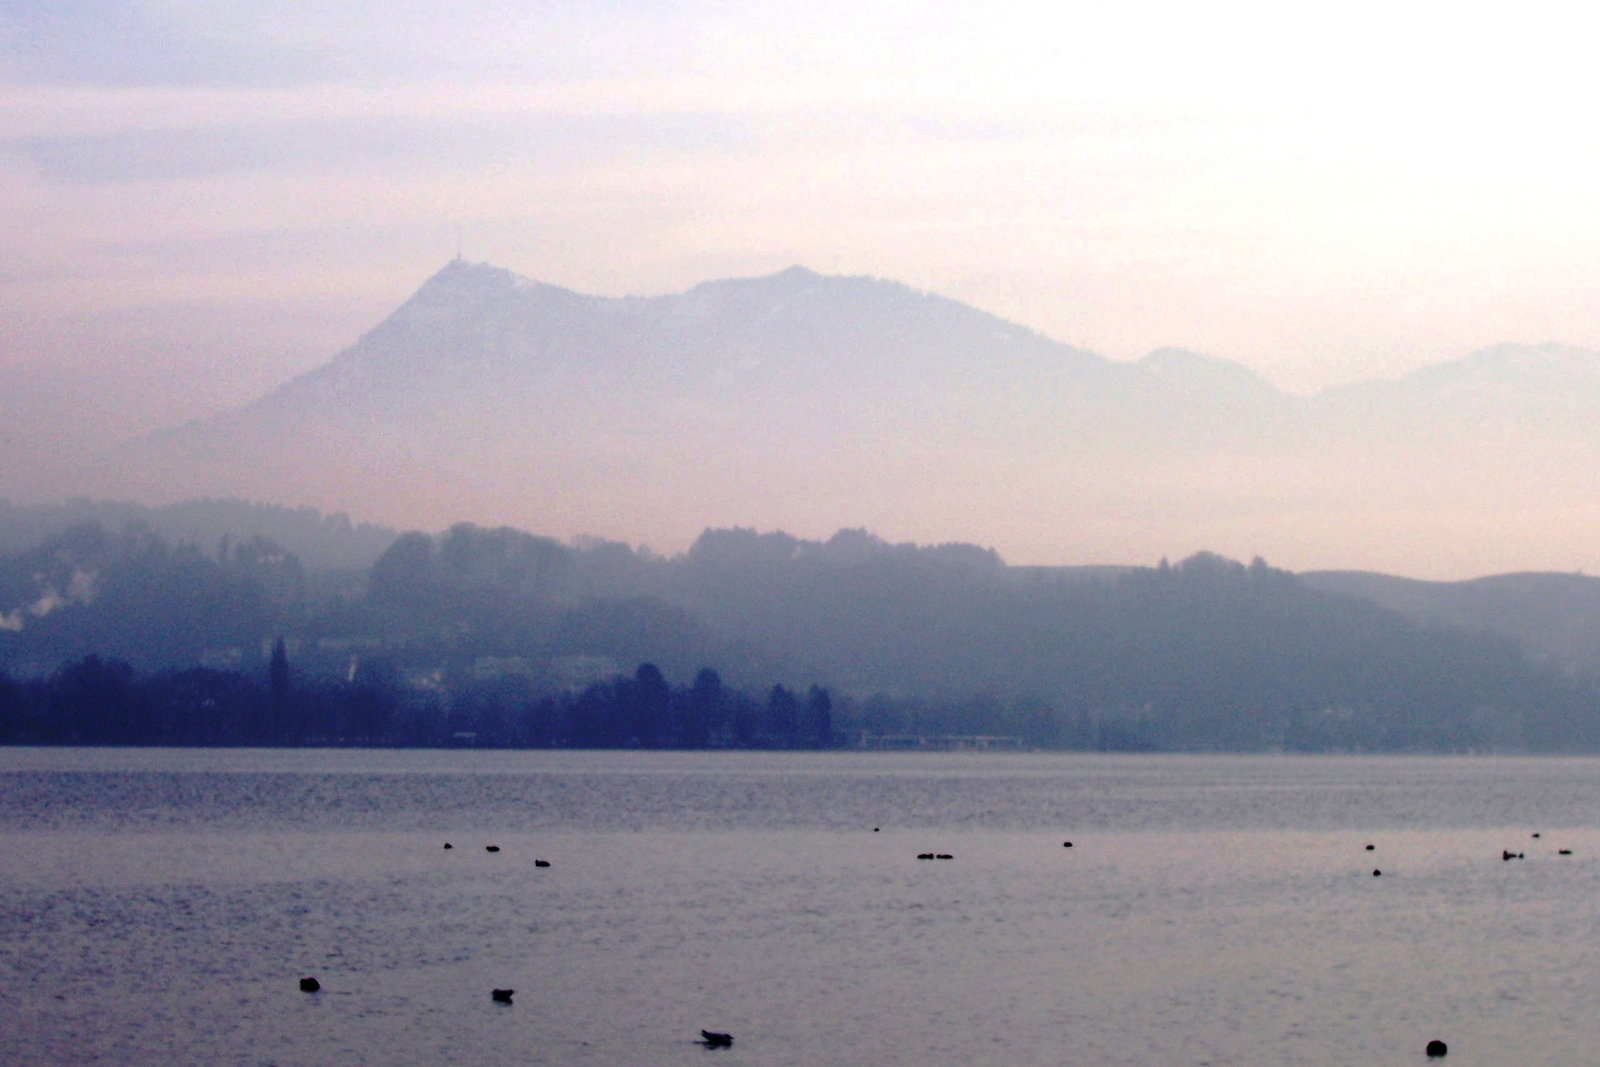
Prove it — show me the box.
[1138,347,1280,396]
[1404,342,1600,388]
[422,257,523,288]
[389,259,531,319]
[682,263,825,298]
[369,259,594,342]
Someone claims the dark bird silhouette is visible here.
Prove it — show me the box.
[1426,1037,1448,1057]
[443,843,452,849]
[1364,843,1375,851]
[701,1030,733,1047]
[1372,869,1382,877]
[534,859,551,868]
[492,988,514,1003]
[299,977,320,993]
[486,845,500,853]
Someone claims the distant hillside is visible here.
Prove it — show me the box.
[12,516,1600,752]
[0,498,397,572]
[1302,569,1600,675]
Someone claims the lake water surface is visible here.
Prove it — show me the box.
[2,749,1599,1065]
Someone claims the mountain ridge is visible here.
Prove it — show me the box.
[139,260,1600,442]
[50,260,1600,577]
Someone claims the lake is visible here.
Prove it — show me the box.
[2,749,1598,1065]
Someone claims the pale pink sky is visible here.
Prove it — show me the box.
[5,2,1598,399]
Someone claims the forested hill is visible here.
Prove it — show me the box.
[1302,569,1600,676]
[2,521,1598,751]
[0,498,396,572]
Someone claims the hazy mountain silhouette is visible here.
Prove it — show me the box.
[94,260,1164,541]
[73,261,1600,574]
[1303,569,1600,676]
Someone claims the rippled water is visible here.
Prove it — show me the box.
[2,749,1598,1065]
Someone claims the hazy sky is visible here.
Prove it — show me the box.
[5,0,1598,413]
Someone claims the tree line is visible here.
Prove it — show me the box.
[0,651,837,750]
[5,518,1600,752]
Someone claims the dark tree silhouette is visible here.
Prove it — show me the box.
[686,667,724,747]
[268,637,291,742]
[807,684,834,748]
[622,662,671,746]
[767,684,799,747]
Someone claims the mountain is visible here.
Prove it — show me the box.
[88,261,1211,548]
[60,262,1600,576]
[1138,346,1282,400]
[1311,342,1600,450]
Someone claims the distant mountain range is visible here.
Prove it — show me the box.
[37,260,1600,576]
